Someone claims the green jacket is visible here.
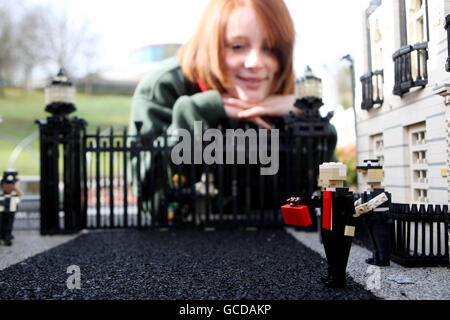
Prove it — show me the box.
[129,56,228,140]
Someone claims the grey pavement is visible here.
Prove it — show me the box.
[0,230,79,271]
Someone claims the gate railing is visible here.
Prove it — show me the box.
[81,120,330,230]
[390,203,449,267]
[37,96,333,234]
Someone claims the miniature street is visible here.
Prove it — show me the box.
[0,227,448,300]
[1,0,449,305]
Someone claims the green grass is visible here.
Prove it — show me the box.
[0,88,133,175]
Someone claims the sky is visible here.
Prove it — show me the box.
[28,0,370,80]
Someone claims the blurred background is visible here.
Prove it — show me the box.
[0,0,369,186]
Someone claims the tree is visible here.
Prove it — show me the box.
[0,0,100,91]
[42,8,100,80]
[15,5,52,90]
[0,3,18,94]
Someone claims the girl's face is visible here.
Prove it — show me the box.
[223,5,279,103]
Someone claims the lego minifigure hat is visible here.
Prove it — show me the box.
[356,159,383,170]
[1,170,19,185]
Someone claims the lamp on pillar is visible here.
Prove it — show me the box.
[36,69,87,235]
[44,69,76,117]
[295,65,323,100]
[293,66,329,119]
[283,66,333,232]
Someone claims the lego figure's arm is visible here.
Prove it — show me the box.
[14,186,23,199]
[344,193,357,237]
[353,192,388,218]
[297,196,321,208]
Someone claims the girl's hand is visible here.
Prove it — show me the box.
[222,94,300,120]
[222,96,273,129]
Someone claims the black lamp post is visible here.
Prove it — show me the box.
[293,65,328,120]
[36,69,87,235]
[295,65,323,100]
[283,66,332,231]
[44,69,77,116]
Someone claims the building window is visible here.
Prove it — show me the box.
[406,0,428,44]
[393,0,429,96]
[370,133,384,165]
[407,122,428,203]
[362,5,384,110]
[413,169,427,183]
[411,130,426,145]
[414,188,428,202]
[412,150,427,164]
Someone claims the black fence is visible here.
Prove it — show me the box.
[389,203,449,267]
[37,97,332,234]
[82,120,329,231]
[12,196,40,230]
[353,202,449,268]
[393,42,428,96]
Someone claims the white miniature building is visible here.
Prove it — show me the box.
[356,0,449,206]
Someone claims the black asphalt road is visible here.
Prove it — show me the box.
[0,229,378,300]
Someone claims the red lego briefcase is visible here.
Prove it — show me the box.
[281,205,312,227]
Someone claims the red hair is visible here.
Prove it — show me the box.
[178,0,295,95]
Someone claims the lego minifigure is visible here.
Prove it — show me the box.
[283,162,356,288]
[0,170,23,246]
[195,173,218,225]
[195,173,218,197]
[354,159,392,267]
[168,202,178,226]
[316,162,356,288]
[172,174,186,187]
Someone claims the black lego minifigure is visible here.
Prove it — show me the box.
[315,162,357,288]
[0,170,23,246]
[283,162,357,288]
[354,159,392,266]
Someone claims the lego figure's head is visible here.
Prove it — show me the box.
[200,173,214,185]
[357,159,383,191]
[172,174,186,186]
[318,162,347,189]
[1,170,19,194]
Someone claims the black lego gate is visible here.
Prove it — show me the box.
[37,97,332,234]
